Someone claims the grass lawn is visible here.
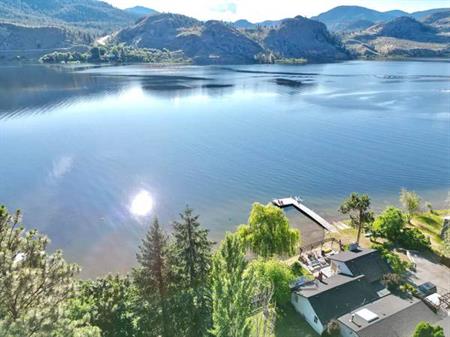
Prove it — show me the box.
[274,305,319,337]
[411,210,449,254]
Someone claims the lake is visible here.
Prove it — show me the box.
[1,60,449,276]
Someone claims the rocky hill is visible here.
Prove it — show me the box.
[114,13,350,64]
[343,16,450,58]
[262,16,350,62]
[115,14,263,64]
[0,0,135,32]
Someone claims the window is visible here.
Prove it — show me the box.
[314,316,318,324]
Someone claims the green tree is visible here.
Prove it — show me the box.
[340,193,374,245]
[412,321,444,337]
[70,275,135,337]
[0,206,100,337]
[210,233,257,337]
[240,203,300,258]
[170,207,213,337]
[372,207,406,242]
[400,188,421,223]
[134,218,172,337]
[248,259,295,306]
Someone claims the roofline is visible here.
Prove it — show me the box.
[337,296,425,333]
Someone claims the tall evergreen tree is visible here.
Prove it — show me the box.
[170,207,213,337]
[210,233,256,337]
[134,218,171,337]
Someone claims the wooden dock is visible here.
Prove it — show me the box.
[272,197,337,232]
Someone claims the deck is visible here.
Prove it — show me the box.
[272,197,337,232]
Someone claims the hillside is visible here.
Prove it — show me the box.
[422,11,450,32]
[343,16,450,58]
[313,5,450,32]
[0,22,90,60]
[114,14,263,64]
[262,16,350,62]
[312,6,407,32]
[0,0,135,32]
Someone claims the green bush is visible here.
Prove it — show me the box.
[398,228,431,251]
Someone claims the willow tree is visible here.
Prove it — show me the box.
[0,206,100,337]
[240,203,300,258]
[340,193,374,245]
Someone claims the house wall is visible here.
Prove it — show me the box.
[291,293,325,335]
[331,260,352,276]
[339,322,360,337]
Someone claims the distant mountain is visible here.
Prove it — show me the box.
[262,16,349,62]
[422,10,450,32]
[124,6,158,18]
[343,16,450,58]
[312,6,407,32]
[233,19,255,29]
[411,8,450,20]
[312,5,450,32]
[114,13,263,64]
[232,19,282,29]
[0,0,135,32]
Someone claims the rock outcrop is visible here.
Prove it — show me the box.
[262,16,350,62]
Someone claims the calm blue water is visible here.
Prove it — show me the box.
[1,61,449,276]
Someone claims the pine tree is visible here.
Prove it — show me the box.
[210,233,256,337]
[0,206,100,337]
[134,218,171,337]
[170,207,213,337]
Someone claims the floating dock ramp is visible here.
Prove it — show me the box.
[272,197,337,232]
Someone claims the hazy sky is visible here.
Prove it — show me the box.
[104,0,450,21]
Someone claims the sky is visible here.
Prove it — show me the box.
[104,0,450,22]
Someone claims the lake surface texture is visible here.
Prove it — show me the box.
[1,61,449,276]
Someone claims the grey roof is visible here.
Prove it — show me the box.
[338,295,441,337]
[298,274,379,324]
[330,248,377,263]
[330,249,391,283]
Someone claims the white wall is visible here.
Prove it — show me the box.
[291,293,325,335]
[339,322,360,337]
[331,260,352,276]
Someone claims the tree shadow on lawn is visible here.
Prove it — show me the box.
[275,305,319,337]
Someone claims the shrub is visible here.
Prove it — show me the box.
[398,228,431,251]
[413,321,444,337]
[382,273,403,291]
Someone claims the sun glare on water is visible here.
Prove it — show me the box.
[130,190,154,216]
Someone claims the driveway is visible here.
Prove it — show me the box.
[407,251,450,293]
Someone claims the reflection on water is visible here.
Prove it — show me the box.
[130,190,154,217]
[1,61,449,277]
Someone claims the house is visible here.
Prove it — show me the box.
[291,247,392,335]
[338,294,443,337]
[291,274,379,335]
[291,247,446,336]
